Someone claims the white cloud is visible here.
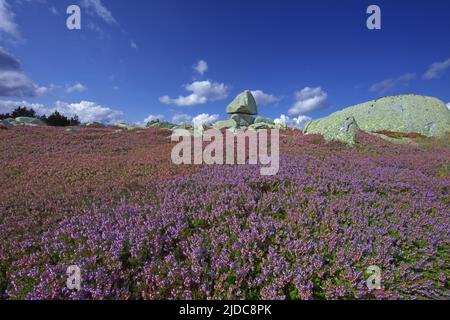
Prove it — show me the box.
[0,48,48,97]
[0,0,19,41]
[369,73,416,94]
[447,102,450,110]
[288,87,329,116]
[0,99,123,124]
[80,0,116,25]
[192,113,219,126]
[250,90,280,106]
[160,80,228,106]
[65,83,87,93]
[171,113,192,124]
[193,60,208,75]
[143,114,165,123]
[53,101,123,123]
[274,114,312,129]
[130,40,137,49]
[423,58,450,80]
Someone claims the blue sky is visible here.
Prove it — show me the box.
[0,0,449,125]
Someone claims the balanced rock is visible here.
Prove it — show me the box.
[304,95,450,140]
[226,91,258,115]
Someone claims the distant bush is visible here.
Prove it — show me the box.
[43,111,80,127]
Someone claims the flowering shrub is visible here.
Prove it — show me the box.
[1,127,449,299]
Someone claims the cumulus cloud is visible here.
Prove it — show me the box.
[288,87,329,116]
[423,58,450,80]
[0,99,123,124]
[80,0,116,24]
[274,114,312,129]
[171,113,192,124]
[369,73,416,94]
[160,80,228,107]
[193,60,208,75]
[53,101,123,123]
[0,48,47,97]
[250,90,280,106]
[0,0,19,41]
[65,82,87,93]
[447,102,450,110]
[192,113,219,126]
[143,114,165,123]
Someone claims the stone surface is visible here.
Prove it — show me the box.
[146,119,176,129]
[14,117,46,126]
[86,122,105,128]
[226,91,258,115]
[304,95,450,138]
[320,116,360,145]
[213,118,238,130]
[114,122,140,130]
[254,116,274,124]
[0,119,13,128]
[230,114,255,127]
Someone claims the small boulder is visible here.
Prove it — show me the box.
[254,116,274,125]
[146,119,176,129]
[226,91,258,115]
[248,123,271,130]
[86,122,105,128]
[230,114,255,127]
[0,119,13,128]
[318,116,360,145]
[213,118,238,130]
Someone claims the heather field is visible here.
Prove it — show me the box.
[0,127,449,300]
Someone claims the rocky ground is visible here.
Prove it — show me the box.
[0,126,449,299]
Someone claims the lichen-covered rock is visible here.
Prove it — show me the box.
[114,122,141,130]
[254,116,274,125]
[213,118,238,130]
[14,117,47,126]
[0,119,13,128]
[231,114,255,127]
[248,123,271,130]
[146,119,176,129]
[321,116,360,145]
[226,91,258,115]
[304,95,450,138]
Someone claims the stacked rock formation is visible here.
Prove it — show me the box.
[213,91,278,130]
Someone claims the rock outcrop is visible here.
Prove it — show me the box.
[2,117,47,127]
[304,95,450,144]
[212,91,281,131]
